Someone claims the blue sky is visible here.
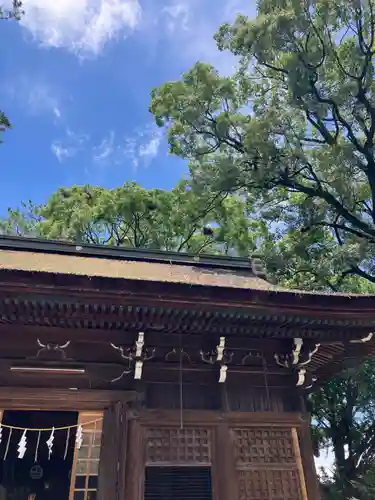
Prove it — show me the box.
[0,0,255,215]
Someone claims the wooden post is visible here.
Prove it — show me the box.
[97,401,128,500]
[214,424,238,500]
[292,427,309,500]
[298,421,322,500]
[124,417,145,500]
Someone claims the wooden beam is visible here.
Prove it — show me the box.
[0,318,371,345]
[0,324,294,350]
[2,271,375,327]
[135,409,305,426]
[0,387,140,410]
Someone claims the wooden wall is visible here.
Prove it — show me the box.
[144,378,301,413]
[123,409,319,500]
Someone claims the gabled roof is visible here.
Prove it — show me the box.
[0,235,375,389]
[0,235,272,290]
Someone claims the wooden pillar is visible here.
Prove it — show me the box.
[292,427,309,500]
[97,401,129,500]
[299,420,321,500]
[214,423,238,500]
[124,416,145,500]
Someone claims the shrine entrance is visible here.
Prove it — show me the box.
[0,410,77,500]
[0,409,104,500]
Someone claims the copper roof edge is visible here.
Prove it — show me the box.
[1,237,375,301]
[0,235,264,273]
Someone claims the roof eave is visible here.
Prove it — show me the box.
[0,235,265,273]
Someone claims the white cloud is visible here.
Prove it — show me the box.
[51,129,89,162]
[161,2,189,34]
[18,0,142,56]
[28,82,62,119]
[92,123,163,169]
[3,76,63,122]
[138,126,162,161]
[156,0,256,75]
[93,130,116,163]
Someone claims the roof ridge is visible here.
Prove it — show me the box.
[0,235,265,273]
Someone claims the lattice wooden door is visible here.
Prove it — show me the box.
[230,427,308,500]
[69,411,103,500]
[146,427,212,466]
[143,426,214,500]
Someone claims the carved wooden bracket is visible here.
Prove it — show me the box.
[200,336,233,383]
[164,348,191,363]
[350,332,373,344]
[274,338,320,389]
[34,339,72,360]
[110,332,155,383]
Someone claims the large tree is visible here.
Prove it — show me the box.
[150,0,375,291]
[0,0,23,140]
[149,0,375,496]
[0,181,265,254]
[310,359,375,499]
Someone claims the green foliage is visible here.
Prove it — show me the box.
[0,0,23,19]
[0,1,23,140]
[310,360,375,499]
[149,1,375,497]
[150,0,375,290]
[0,181,265,255]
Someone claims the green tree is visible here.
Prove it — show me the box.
[0,0,22,19]
[0,0,23,139]
[0,181,265,255]
[149,0,375,497]
[310,359,375,499]
[150,0,375,290]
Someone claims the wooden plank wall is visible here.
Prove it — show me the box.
[125,410,315,500]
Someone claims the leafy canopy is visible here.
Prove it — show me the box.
[0,181,267,256]
[150,0,375,290]
[149,1,375,496]
[0,0,23,140]
[311,359,375,499]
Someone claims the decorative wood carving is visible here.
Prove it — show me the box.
[201,337,233,383]
[34,339,72,360]
[145,427,212,465]
[350,332,373,343]
[110,332,155,382]
[274,339,320,389]
[165,348,191,363]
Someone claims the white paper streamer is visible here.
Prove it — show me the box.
[46,428,55,460]
[75,425,83,450]
[18,430,27,459]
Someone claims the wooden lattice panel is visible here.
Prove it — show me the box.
[146,427,211,465]
[70,412,103,500]
[231,428,296,465]
[238,469,269,500]
[268,469,302,499]
[238,469,302,500]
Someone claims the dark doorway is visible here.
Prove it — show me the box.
[0,410,78,500]
[144,466,213,500]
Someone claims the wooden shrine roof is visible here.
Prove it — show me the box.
[0,246,272,291]
[0,235,374,389]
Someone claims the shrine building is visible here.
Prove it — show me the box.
[0,235,373,500]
